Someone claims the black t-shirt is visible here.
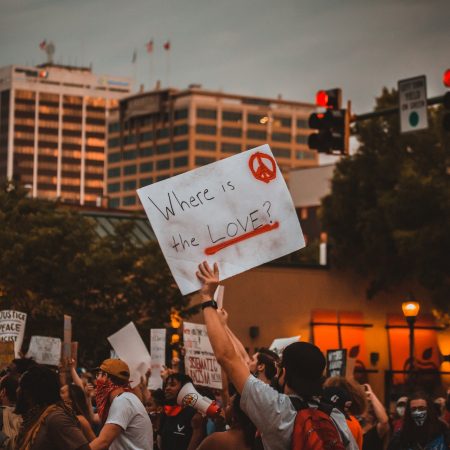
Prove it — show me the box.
[159,406,196,450]
[363,426,384,450]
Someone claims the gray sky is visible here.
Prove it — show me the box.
[0,0,448,113]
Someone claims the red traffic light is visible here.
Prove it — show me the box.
[316,90,329,107]
[443,69,450,88]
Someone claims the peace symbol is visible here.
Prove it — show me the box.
[248,152,277,183]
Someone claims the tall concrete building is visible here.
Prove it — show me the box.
[0,64,131,205]
[106,86,317,210]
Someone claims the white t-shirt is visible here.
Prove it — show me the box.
[106,392,153,450]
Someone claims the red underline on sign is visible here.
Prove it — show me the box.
[204,222,280,256]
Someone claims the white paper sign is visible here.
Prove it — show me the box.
[137,145,305,295]
[107,322,152,388]
[183,322,222,390]
[0,310,27,357]
[149,329,166,390]
[214,285,225,310]
[269,335,301,356]
[27,336,62,366]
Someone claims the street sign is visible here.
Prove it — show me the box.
[398,75,428,133]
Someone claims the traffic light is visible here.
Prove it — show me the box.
[166,309,182,365]
[308,88,349,154]
[443,69,450,132]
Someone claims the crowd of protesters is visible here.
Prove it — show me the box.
[0,261,448,449]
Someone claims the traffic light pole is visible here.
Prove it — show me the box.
[352,95,444,122]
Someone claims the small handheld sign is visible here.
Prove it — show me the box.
[326,349,348,378]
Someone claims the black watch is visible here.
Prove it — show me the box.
[201,300,218,310]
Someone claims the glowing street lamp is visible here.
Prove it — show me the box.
[402,300,420,372]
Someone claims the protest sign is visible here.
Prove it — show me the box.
[62,315,72,360]
[137,145,305,295]
[108,322,152,389]
[149,329,166,390]
[27,336,62,366]
[269,336,301,356]
[214,285,225,310]
[0,342,15,370]
[0,310,27,357]
[326,349,348,378]
[183,322,222,390]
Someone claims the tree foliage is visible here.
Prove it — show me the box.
[0,185,193,365]
[321,88,450,313]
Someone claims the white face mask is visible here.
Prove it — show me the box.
[396,406,405,417]
[411,409,427,427]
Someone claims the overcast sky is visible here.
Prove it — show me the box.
[0,0,448,113]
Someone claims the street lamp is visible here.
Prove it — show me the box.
[402,301,420,372]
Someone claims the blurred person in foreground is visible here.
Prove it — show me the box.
[0,375,22,449]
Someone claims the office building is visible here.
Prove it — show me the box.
[0,64,132,205]
[106,86,317,209]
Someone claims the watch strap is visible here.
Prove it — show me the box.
[201,300,218,310]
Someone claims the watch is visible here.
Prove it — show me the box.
[201,300,218,310]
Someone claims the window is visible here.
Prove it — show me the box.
[123,195,137,206]
[247,129,267,140]
[108,122,120,133]
[156,159,170,170]
[195,156,215,166]
[196,124,216,135]
[123,180,137,191]
[174,109,188,120]
[108,138,120,148]
[273,148,291,158]
[108,152,121,163]
[108,167,120,178]
[197,108,217,119]
[296,135,308,145]
[156,143,170,154]
[108,182,120,193]
[273,116,292,128]
[123,150,137,160]
[174,156,188,167]
[196,140,215,151]
[296,150,316,160]
[272,132,291,143]
[109,198,120,208]
[140,177,152,187]
[221,142,241,153]
[174,124,188,136]
[124,165,137,175]
[140,147,153,157]
[157,174,169,181]
[140,162,153,172]
[297,118,308,129]
[157,128,169,139]
[222,127,242,138]
[124,135,137,145]
[174,140,188,151]
[140,131,153,142]
[248,113,267,124]
[222,111,242,122]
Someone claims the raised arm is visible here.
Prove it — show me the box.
[365,384,389,438]
[196,261,250,394]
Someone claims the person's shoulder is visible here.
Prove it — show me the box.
[46,406,78,427]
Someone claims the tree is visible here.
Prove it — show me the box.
[321,88,450,314]
[0,184,194,364]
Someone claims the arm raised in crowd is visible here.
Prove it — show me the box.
[196,261,250,394]
[365,384,389,438]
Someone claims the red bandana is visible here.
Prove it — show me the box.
[164,405,182,416]
[96,378,132,424]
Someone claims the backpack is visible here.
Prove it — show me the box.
[290,397,346,450]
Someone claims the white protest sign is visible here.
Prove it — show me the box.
[27,336,62,366]
[183,322,222,390]
[149,329,166,390]
[0,310,27,357]
[269,335,301,357]
[107,322,152,388]
[214,285,225,310]
[137,145,305,295]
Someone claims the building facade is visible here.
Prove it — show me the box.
[106,87,317,210]
[0,64,131,205]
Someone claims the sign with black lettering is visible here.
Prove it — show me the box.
[137,145,305,295]
[0,310,27,357]
[398,75,428,133]
[326,349,347,378]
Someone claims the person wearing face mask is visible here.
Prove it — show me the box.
[387,392,450,450]
[392,396,408,433]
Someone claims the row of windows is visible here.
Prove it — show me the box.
[107,141,188,162]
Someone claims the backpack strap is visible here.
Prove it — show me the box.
[289,396,309,411]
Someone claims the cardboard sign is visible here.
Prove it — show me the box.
[108,322,152,388]
[327,349,348,378]
[0,342,15,370]
[149,329,166,390]
[183,322,222,390]
[62,315,72,360]
[27,336,62,366]
[137,145,305,295]
[269,336,301,357]
[0,310,27,357]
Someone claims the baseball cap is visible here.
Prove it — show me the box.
[98,359,130,382]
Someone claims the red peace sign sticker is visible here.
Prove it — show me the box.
[248,152,277,184]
